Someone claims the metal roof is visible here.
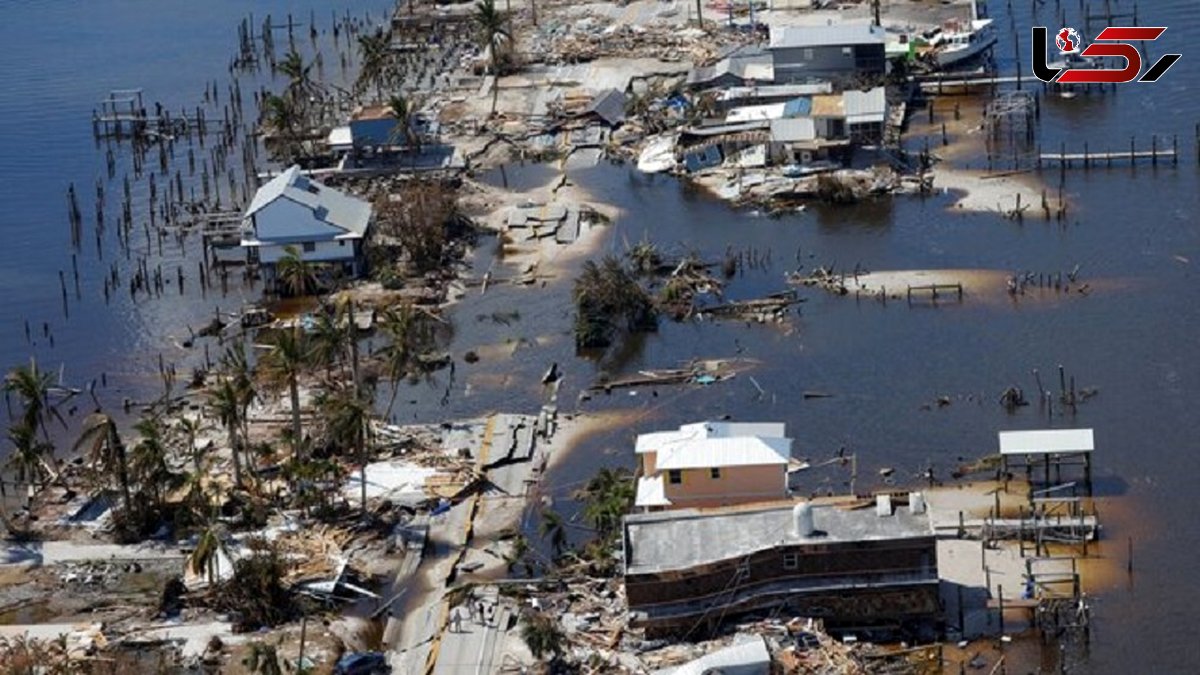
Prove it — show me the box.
[768,23,886,49]
[655,436,792,470]
[245,166,372,237]
[725,102,787,123]
[769,118,817,143]
[843,87,887,124]
[624,501,934,575]
[998,429,1094,455]
[636,422,788,453]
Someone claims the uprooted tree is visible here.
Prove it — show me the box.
[573,256,658,349]
[372,180,473,279]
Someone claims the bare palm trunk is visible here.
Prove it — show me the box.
[695,0,703,28]
[228,429,244,488]
[288,375,303,460]
[359,436,368,517]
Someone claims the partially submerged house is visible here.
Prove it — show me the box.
[622,497,939,637]
[240,166,372,278]
[767,24,887,84]
[634,422,792,510]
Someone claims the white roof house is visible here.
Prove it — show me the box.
[635,422,792,510]
[998,429,1094,455]
[240,165,373,271]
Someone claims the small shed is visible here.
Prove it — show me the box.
[999,428,1095,493]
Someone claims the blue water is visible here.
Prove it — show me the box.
[0,0,393,411]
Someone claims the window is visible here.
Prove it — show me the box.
[667,469,683,485]
[710,467,721,479]
[338,240,346,246]
[783,553,799,570]
[302,242,316,253]
[842,46,853,56]
[803,48,814,61]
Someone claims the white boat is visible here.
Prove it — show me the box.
[934,18,997,67]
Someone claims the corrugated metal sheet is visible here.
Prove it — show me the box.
[999,429,1094,455]
[769,118,817,142]
[246,166,371,236]
[726,102,787,123]
[768,23,886,49]
[656,437,792,470]
[653,635,770,675]
[843,87,887,124]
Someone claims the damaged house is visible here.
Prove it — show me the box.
[767,24,887,84]
[622,496,940,638]
[241,166,372,279]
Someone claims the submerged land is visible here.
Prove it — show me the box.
[0,0,1137,673]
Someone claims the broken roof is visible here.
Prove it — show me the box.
[245,166,372,237]
[768,23,886,49]
[653,634,771,675]
[624,502,934,575]
[999,429,1094,455]
[583,88,627,126]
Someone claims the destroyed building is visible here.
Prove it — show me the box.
[634,422,792,510]
[622,497,939,637]
[767,24,887,84]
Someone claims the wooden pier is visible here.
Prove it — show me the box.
[1038,138,1178,168]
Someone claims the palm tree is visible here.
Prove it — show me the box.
[321,386,373,517]
[473,0,511,116]
[190,523,227,586]
[5,359,57,441]
[275,245,317,297]
[73,412,131,514]
[262,94,302,163]
[377,303,431,419]
[6,423,53,499]
[580,467,634,537]
[356,30,392,101]
[387,94,421,153]
[538,509,568,559]
[519,611,565,661]
[260,326,311,462]
[130,418,173,511]
[209,380,246,488]
[278,50,321,110]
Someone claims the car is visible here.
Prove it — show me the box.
[333,652,390,675]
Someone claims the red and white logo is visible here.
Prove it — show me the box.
[1055,27,1082,54]
[1032,26,1181,84]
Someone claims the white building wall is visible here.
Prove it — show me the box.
[256,238,357,265]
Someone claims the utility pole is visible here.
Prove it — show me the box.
[872,0,881,27]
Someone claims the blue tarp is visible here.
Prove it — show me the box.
[782,97,813,118]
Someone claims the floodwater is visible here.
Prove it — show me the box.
[2,0,1199,672]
